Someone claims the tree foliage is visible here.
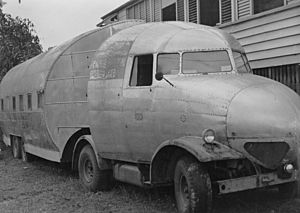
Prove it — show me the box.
[0,9,42,81]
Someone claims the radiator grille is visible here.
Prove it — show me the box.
[244,142,290,169]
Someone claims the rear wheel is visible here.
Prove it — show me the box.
[78,145,113,192]
[174,156,212,213]
[12,137,21,159]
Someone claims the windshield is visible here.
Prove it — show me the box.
[233,51,251,73]
[182,51,232,74]
[157,53,180,75]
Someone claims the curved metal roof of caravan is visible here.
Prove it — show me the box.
[91,21,244,79]
[0,20,144,97]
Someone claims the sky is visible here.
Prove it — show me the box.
[2,0,129,50]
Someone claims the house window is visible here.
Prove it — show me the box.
[200,0,219,26]
[12,96,16,111]
[27,93,32,111]
[253,0,284,14]
[19,95,24,111]
[37,92,43,109]
[129,55,153,86]
[162,3,176,21]
[1,99,4,111]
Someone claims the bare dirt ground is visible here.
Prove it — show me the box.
[1,141,300,213]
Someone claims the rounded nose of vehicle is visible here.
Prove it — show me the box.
[226,83,300,169]
[227,83,300,139]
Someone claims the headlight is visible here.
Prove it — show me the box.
[284,163,294,174]
[202,129,215,143]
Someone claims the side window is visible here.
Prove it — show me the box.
[12,96,16,111]
[6,96,9,111]
[129,55,153,86]
[1,99,4,111]
[27,93,32,111]
[37,92,43,109]
[19,95,24,111]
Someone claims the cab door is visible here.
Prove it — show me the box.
[122,54,156,162]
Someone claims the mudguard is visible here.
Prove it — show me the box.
[73,135,110,170]
[153,136,244,163]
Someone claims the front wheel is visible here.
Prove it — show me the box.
[174,156,212,213]
[78,144,113,192]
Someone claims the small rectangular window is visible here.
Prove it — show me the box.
[12,96,16,111]
[1,99,4,111]
[157,53,180,75]
[6,96,9,111]
[37,92,43,109]
[129,55,153,86]
[19,95,24,111]
[27,93,32,111]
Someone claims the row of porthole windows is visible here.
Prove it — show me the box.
[0,92,43,112]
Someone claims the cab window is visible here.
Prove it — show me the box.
[182,51,232,74]
[129,54,153,86]
[233,51,251,73]
[157,53,180,75]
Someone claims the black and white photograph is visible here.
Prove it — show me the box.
[1,0,300,212]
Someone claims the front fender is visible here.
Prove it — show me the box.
[153,136,244,163]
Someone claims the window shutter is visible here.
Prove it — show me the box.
[140,1,146,20]
[177,0,185,21]
[188,0,198,23]
[153,0,162,22]
[221,0,232,23]
[145,0,151,22]
[237,0,251,19]
[134,4,141,19]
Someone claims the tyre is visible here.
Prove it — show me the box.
[174,156,212,213]
[12,136,21,159]
[278,181,299,199]
[78,144,113,192]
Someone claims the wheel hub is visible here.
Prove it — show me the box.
[83,159,94,183]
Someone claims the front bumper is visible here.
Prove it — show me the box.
[216,169,297,195]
